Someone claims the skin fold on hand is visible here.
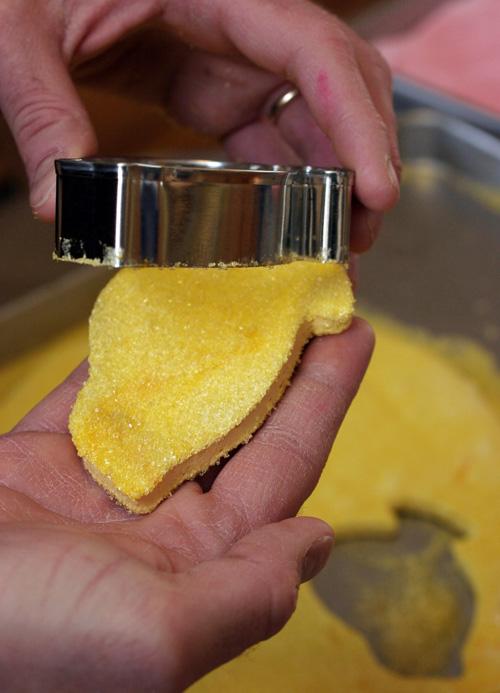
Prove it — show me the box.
[0,0,400,251]
[0,320,373,691]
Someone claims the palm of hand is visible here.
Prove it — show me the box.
[0,323,371,690]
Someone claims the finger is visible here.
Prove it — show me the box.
[225,98,385,251]
[269,94,339,168]
[350,201,384,253]
[149,33,392,244]
[168,516,333,690]
[186,0,400,211]
[266,97,385,252]
[166,50,280,136]
[0,432,127,523]
[163,0,398,209]
[0,7,96,220]
[207,318,374,541]
[354,39,401,181]
[2,360,131,521]
[76,43,300,166]
[224,119,302,165]
[13,362,88,435]
[73,25,182,106]
[165,49,302,165]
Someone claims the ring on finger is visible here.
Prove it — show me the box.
[267,87,300,125]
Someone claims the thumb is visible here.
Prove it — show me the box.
[0,14,96,221]
[170,517,334,690]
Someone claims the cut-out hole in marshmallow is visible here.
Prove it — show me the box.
[313,508,474,678]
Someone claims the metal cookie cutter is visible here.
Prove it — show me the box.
[55,159,353,268]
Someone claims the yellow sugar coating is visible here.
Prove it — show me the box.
[69,261,353,512]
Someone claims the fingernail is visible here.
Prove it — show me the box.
[301,534,334,583]
[386,155,400,192]
[31,155,58,210]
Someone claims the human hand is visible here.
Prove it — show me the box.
[0,320,372,690]
[0,0,399,252]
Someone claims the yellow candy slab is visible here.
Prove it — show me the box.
[70,261,353,513]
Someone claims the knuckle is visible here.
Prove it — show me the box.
[288,13,357,74]
[206,491,252,548]
[366,46,394,97]
[13,89,71,144]
[324,25,356,65]
[332,28,353,56]
[303,365,352,417]
[255,420,317,471]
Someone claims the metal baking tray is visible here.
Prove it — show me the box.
[359,108,500,361]
[393,75,500,138]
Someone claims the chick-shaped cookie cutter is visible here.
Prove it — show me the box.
[55,159,353,267]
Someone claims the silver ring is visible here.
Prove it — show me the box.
[268,87,300,124]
